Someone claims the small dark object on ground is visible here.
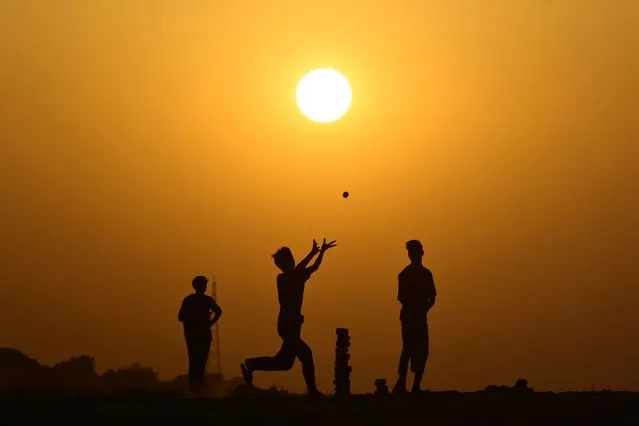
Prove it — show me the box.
[374,379,389,396]
[484,378,534,394]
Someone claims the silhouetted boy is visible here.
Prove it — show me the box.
[392,240,436,395]
[178,275,223,395]
[241,238,337,396]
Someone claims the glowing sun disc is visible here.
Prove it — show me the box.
[296,68,352,123]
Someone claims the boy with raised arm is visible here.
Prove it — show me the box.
[241,238,337,397]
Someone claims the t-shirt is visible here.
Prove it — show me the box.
[398,264,436,323]
[178,294,219,337]
[277,268,312,321]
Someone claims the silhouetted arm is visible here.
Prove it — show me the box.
[306,250,325,274]
[178,299,187,323]
[296,240,320,271]
[296,250,317,271]
[426,273,437,311]
[398,273,408,305]
[306,238,337,274]
[209,299,223,327]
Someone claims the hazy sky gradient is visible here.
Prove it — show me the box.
[1,1,638,392]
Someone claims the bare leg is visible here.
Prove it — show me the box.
[296,339,320,395]
[242,339,296,385]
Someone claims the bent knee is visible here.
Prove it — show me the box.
[275,353,296,370]
[283,357,296,370]
[298,346,313,362]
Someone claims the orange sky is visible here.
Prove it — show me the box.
[1,1,638,393]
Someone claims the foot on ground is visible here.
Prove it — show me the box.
[391,383,408,396]
[240,362,253,386]
[307,389,325,398]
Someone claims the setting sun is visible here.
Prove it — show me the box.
[296,68,352,123]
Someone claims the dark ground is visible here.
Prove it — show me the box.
[1,390,638,425]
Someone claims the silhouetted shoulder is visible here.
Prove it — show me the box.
[179,294,200,313]
[205,295,219,307]
[398,265,412,278]
[423,267,436,295]
[422,267,435,283]
[178,294,195,322]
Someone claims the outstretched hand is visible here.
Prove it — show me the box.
[320,238,337,252]
[311,239,320,254]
